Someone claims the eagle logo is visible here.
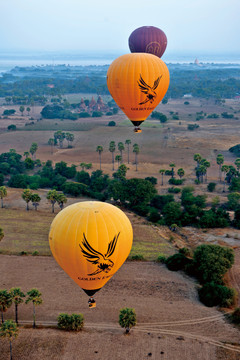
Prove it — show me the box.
[138,74,162,105]
[79,232,120,276]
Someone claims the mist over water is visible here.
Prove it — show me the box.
[0,50,240,74]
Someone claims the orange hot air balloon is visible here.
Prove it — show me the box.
[49,201,133,307]
[107,53,170,133]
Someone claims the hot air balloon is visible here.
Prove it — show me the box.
[107,53,170,132]
[49,201,133,307]
[129,26,167,58]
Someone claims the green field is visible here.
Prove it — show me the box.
[0,208,174,260]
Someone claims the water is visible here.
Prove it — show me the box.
[0,50,240,74]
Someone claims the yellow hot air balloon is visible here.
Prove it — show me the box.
[107,53,170,133]
[49,201,133,307]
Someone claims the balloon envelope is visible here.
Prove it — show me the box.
[129,26,167,58]
[49,201,133,296]
[107,53,170,129]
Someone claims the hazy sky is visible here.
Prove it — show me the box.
[0,0,239,54]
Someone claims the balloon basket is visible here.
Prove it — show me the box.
[134,127,142,133]
[88,298,96,308]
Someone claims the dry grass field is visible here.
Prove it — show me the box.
[1,97,240,359]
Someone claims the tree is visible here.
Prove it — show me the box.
[9,288,25,325]
[159,169,165,186]
[193,244,234,284]
[29,142,38,160]
[109,141,116,171]
[221,165,229,192]
[22,189,32,211]
[115,155,122,169]
[31,193,41,211]
[96,145,103,170]
[19,105,25,116]
[0,320,18,360]
[7,125,16,131]
[119,308,136,334]
[0,227,4,242]
[194,153,202,168]
[48,138,54,154]
[0,186,7,208]
[118,142,125,163]
[25,289,43,329]
[23,151,29,159]
[56,193,67,210]
[162,201,182,226]
[177,168,185,179]
[65,132,74,148]
[125,139,131,164]
[234,158,240,172]
[0,290,12,324]
[216,154,224,182]
[26,107,31,116]
[169,163,175,178]
[54,130,66,148]
[133,144,140,171]
[47,189,59,213]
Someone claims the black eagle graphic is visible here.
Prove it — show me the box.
[138,74,162,105]
[79,232,120,276]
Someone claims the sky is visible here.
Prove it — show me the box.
[0,0,240,55]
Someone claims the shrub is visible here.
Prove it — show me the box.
[156,254,167,263]
[168,187,181,193]
[57,313,84,331]
[19,251,27,256]
[8,124,17,131]
[92,111,102,117]
[131,254,144,261]
[207,182,216,192]
[165,253,192,271]
[32,251,39,256]
[145,176,157,185]
[198,282,235,307]
[108,120,116,126]
[179,247,191,257]
[79,112,90,118]
[168,178,184,185]
[230,307,240,324]
[188,124,199,131]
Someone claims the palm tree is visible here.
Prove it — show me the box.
[125,139,131,164]
[119,308,136,334]
[202,160,210,182]
[31,194,41,211]
[23,151,29,159]
[9,288,25,324]
[0,290,12,324]
[57,193,67,210]
[118,142,125,163]
[159,169,165,186]
[0,186,7,208]
[48,138,54,154]
[216,154,224,182]
[96,145,103,170]
[19,105,25,116]
[221,165,229,192]
[25,289,43,329]
[26,107,31,116]
[46,189,59,213]
[115,155,122,169]
[0,320,18,360]
[80,162,87,171]
[133,144,140,171]
[193,153,202,168]
[22,189,33,211]
[109,141,116,171]
[66,132,74,148]
[177,168,185,179]
[169,163,175,178]
[29,142,38,160]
